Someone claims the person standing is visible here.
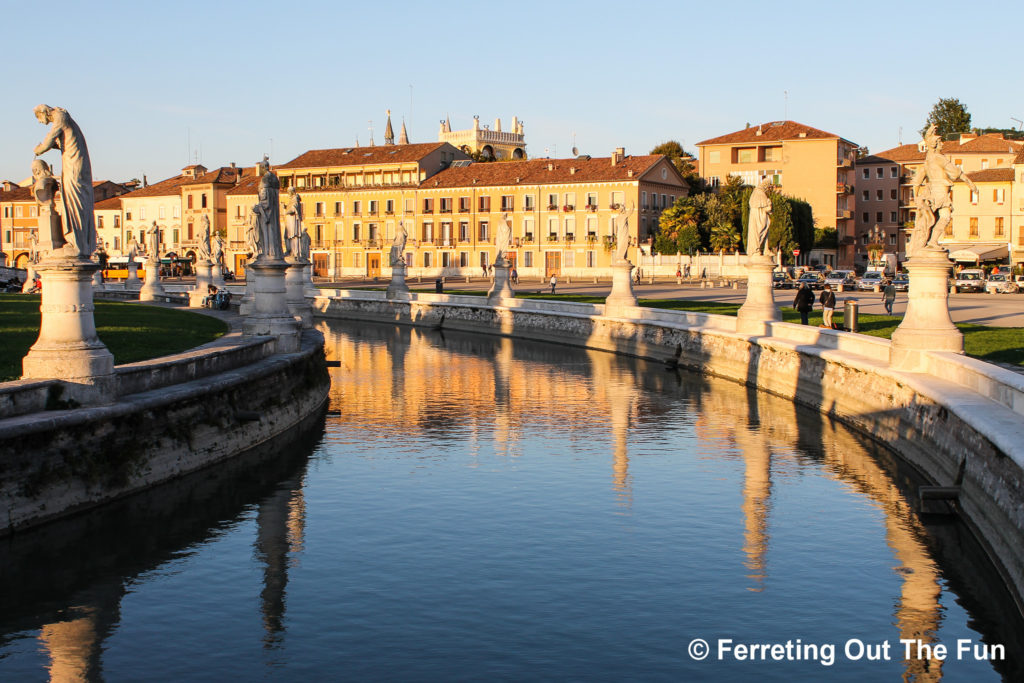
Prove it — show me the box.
[819,283,836,329]
[881,279,896,315]
[793,282,814,325]
[550,274,557,294]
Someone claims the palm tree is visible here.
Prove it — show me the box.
[709,222,740,254]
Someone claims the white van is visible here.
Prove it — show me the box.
[953,269,985,293]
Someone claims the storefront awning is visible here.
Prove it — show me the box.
[942,243,1009,262]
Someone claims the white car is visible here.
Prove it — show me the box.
[857,271,886,291]
[824,270,855,288]
[985,273,1019,294]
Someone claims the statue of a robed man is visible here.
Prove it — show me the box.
[33,105,96,257]
[252,169,284,262]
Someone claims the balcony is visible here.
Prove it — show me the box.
[433,238,454,247]
[522,233,534,243]
[585,233,597,244]
[609,203,621,210]
[565,233,575,242]
[562,205,575,212]
[585,204,597,212]
[547,233,559,242]
[836,209,853,220]
[547,204,558,211]
[837,158,853,168]
[362,239,381,248]
[835,183,853,194]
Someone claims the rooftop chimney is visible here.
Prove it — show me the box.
[611,147,625,166]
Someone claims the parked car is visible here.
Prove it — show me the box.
[985,273,1019,294]
[857,271,886,291]
[772,271,794,289]
[796,272,825,290]
[953,268,986,293]
[824,270,856,289]
[891,274,910,292]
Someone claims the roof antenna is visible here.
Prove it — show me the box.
[571,131,578,157]
[784,90,788,120]
[1011,117,1023,131]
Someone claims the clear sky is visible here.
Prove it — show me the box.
[1,0,1019,184]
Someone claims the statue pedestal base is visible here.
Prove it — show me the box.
[604,262,637,317]
[22,257,114,404]
[243,260,300,353]
[139,258,167,302]
[386,262,411,299]
[211,263,226,289]
[890,249,963,371]
[189,260,214,308]
[21,265,37,292]
[285,258,313,328]
[486,260,515,304]
[303,263,317,295]
[91,269,103,286]
[124,263,141,290]
[239,276,255,315]
[736,256,781,335]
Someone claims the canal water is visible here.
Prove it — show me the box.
[1,320,1020,681]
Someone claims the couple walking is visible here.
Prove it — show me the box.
[793,283,837,328]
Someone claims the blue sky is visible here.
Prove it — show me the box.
[1,0,1019,183]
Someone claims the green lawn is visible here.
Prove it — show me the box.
[0,294,228,381]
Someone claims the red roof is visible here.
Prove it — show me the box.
[225,174,261,196]
[277,142,451,170]
[697,120,852,146]
[94,196,122,210]
[966,168,1014,183]
[421,155,674,189]
[0,186,33,202]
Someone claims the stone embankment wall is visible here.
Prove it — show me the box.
[0,331,329,535]
[313,289,1024,611]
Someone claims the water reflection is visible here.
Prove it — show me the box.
[0,320,1019,680]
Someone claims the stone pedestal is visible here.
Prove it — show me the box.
[139,257,167,302]
[242,259,300,353]
[486,259,514,304]
[736,255,781,335]
[211,262,227,289]
[22,257,115,404]
[386,262,411,299]
[21,265,37,292]
[604,261,638,317]
[124,261,141,290]
[239,276,255,315]
[303,262,317,295]
[890,249,963,371]
[189,259,214,308]
[284,257,313,328]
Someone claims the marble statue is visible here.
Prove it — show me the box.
[33,105,96,258]
[747,179,772,256]
[252,169,284,261]
[245,209,259,257]
[613,202,635,263]
[909,124,978,255]
[283,187,303,257]
[126,237,139,261]
[198,215,212,262]
[146,221,160,258]
[212,232,225,267]
[31,159,63,253]
[28,229,40,264]
[495,213,512,263]
[257,154,271,177]
[299,229,311,262]
[389,220,407,266]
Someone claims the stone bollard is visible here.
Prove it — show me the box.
[465,276,471,283]
[873,284,880,293]
[593,276,598,284]
[732,281,739,290]
[676,277,682,285]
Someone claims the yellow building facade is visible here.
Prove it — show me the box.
[697,121,859,266]
[225,144,688,279]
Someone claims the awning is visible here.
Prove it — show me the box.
[941,243,1009,262]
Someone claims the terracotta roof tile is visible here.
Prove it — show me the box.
[182,166,250,186]
[966,168,1014,183]
[947,135,1022,154]
[697,120,852,146]
[94,197,122,210]
[226,174,262,196]
[116,174,195,199]
[1014,148,1024,165]
[869,144,925,163]
[0,186,33,202]
[419,156,674,189]
[277,142,450,170]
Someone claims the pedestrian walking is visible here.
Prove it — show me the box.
[793,282,814,325]
[819,284,836,329]
[511,267,519,284]
[549,274,557,294]
[881,280,896,315]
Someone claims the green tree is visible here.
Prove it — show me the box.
[921,98,971,139]
[709,222,740,254]
[654,200,700,255]
[813,228,838,249]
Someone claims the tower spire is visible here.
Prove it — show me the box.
[384,109,395,145]
[399,118,409,145]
